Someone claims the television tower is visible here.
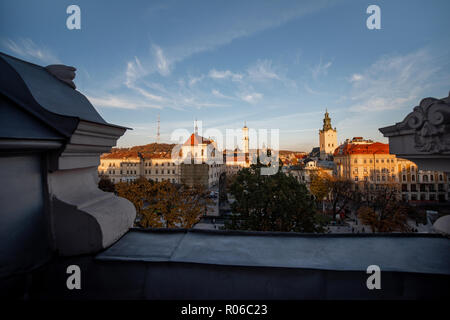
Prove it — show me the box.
[156,113,160,144]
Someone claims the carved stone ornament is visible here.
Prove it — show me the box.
[402,94,450,153]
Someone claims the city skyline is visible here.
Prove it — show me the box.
[1,0,449,151]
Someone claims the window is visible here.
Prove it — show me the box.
[439,174,443,181]
[430,175,434,181]
[402,175,406,182]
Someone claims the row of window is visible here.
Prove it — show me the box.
[402,193,448,201]
[354,175,396,182]
[352,158,395,164]
[102,169,178,175]
[110,177,178,183]
[144,162,176,167]
[402,174,445,182]
[402,183,447,192]
[103,162,179,168]
[144,169,176,175]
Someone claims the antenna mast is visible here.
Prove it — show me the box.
[157,113,160,144]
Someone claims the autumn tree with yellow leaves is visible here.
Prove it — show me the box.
[115,177,210,229]
[309,169,332,212]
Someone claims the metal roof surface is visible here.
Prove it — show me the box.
[96,229,450,275]
[0,52,106,124]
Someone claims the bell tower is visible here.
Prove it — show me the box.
[319,109,337,160]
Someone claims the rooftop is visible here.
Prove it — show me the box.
[97,229,450,275]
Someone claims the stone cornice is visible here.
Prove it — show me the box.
[380,94,450,154]
[379,92,450,171]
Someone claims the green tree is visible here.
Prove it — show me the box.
[225,164,325,233]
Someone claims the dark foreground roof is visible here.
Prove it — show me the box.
[0,52,105,124]
[97,229,450,275]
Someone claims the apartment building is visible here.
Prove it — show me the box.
[99,131,225,188]
[99,154,180,184]
[333,137,449,202]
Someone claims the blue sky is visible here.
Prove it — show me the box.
[1,0,449,151]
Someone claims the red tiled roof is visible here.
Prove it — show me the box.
[101,143,175,159]
[183,133,213,146]
[334,142,389,156]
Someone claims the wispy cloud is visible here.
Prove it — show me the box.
[87,95,162,110]
[348,48,448,112]
[2,38,60,64]
[241,92,263,104]
[349,73,363,82]
[153,45,171,76]
[188,75,205,86]
[209,69,243,81]
[212,89,234,99]
[304,83,321,95]
[247,59,281,81]
[311,57,332,79]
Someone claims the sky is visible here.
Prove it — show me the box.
[1,0,449,151]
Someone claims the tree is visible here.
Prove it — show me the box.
[357,183,411,232]
[224,164,325,233]
[115,177,209,229]
[328,177,355,220]
[98,175,115,193]
[309,169,332,212]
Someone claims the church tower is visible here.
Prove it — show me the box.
[242,122,249,164]
[319,109,337,160]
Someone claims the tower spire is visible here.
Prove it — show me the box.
[323,109,332,131]
[194,118,198,135]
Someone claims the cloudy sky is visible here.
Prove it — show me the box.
[1,0,449,151]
